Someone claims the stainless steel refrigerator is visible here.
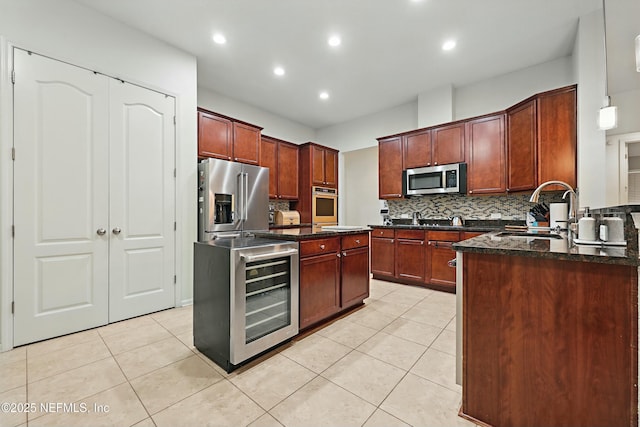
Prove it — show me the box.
[198,158,269,241]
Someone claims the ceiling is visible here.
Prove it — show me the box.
[73,0,637,129]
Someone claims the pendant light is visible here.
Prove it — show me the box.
[598,0,617,130]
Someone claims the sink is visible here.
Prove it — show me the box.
[496,231,563,239]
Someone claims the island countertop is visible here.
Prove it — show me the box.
[253,226,372,241]
[453,231,637,266]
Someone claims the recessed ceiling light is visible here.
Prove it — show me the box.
[273,66,285,76]
[213,33,227,45]
[442,39,456,51]
[328,36,341,47]
[319,91,330,100]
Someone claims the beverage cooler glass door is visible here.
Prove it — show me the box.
[230,244,299,364]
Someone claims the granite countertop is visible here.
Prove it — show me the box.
[254,226,372,241]
[369,219,523,233]
[453,231,637,266]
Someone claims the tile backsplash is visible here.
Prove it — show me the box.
[388,192,565,220]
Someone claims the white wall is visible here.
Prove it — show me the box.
[418,84,454,128]
[454,56,576,120]
[611,88,640,135]
[342,147,381,227]
[0,0,198,351]
[198,87,316,143]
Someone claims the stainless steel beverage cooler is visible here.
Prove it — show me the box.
[194,238,299,372]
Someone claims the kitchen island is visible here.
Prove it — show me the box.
[255,227,371,330]
[453,227,638,427]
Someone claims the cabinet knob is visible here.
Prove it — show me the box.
[355,239,360,244]
[434,162,438,165]
[342,251,347,257]
[337,253,341,258]
[320,244,325,250]
[427,163,431,166]
[112,227,122,235]
[96,228,107,236]
[469,190,473,194]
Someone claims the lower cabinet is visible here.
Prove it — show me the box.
[299,233,370,330]
[371,227,475,292]
[395,230,426,282]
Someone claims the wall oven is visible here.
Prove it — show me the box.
[312,186,338,225]
[403,162,467,196]
[194,238,299,372]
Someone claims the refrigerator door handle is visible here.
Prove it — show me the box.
[242,172,249,221]
[236,172,244,223]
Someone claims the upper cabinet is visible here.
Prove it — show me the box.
[310,144,338,187]
[260,136,299,200]
[432,122,465,165]
[536,85,577,190]
[466,114,506,195]
[378,136,404,199]
[403,129,431,169]
[506,98,537,192]
[197,108,262,165]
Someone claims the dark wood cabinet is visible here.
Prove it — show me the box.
[198,110,232,160]
[506,99,537,192]
[197,108,262,165]
[537,85,577,190]
[395,230,425,283]
[432,122,465,165]
[403,129,432,169]
[298,233,370,330]
[299,237,341,330]
[371,228,395,277]
[462,252,637,427]
[310,144,338,187]
[426,231,459,291]
[466,114,505,195]
[340,233,370,309]
[378,136,404,199]
[232,122,261,165]
[260,136,298,200]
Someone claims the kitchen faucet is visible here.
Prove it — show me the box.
[529,180,578,232]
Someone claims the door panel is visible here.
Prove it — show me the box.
[108,81,175,322]
[13,49,110,346]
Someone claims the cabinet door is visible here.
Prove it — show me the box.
[537,86,577,189]
[299,252,341,329]
[198,111,232,160]
[467,114,506,195]
[378,136,404,199]
[324,149,338,188]
[233,122,261,165]
[341,246,370,309]
[371,236,395,277]
[404,129,432,169]
[311,145,326,186]
[427,241,456,289]
[260,137,278,199]
[432,123,465,165]
[278,142,299,199]
[395,238,425,282]
[507,100,537,192]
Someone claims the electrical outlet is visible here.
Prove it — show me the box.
[490,213,502,219]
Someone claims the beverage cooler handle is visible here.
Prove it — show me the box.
[241,249,298,263]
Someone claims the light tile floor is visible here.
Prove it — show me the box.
[0,279,479,427]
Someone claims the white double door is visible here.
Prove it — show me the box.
[13,49,176,346]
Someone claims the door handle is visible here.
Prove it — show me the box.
[96,228,106,236]
[112,227,122,235]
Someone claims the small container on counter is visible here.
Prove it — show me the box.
[578,208,596,241]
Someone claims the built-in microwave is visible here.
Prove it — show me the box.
[403,163,467,196]
[312,186,338,225]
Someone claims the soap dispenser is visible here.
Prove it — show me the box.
[578,208,596,241]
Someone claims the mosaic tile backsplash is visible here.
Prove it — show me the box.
[388,192,566,220]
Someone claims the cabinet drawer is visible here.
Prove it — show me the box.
[372,228,394,238]
[341,233,369,250]
[300,237,340,257]
[427,231,460,242]
[396,229,425,240]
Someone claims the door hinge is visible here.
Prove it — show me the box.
[11,225,15,237]
[11,301,14,314]
[174,222,177,231]
[11,147,15,160]
[173,275,177,284]
[173,116,176,125]
[11,69,15,84]
[173,168,176,178]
